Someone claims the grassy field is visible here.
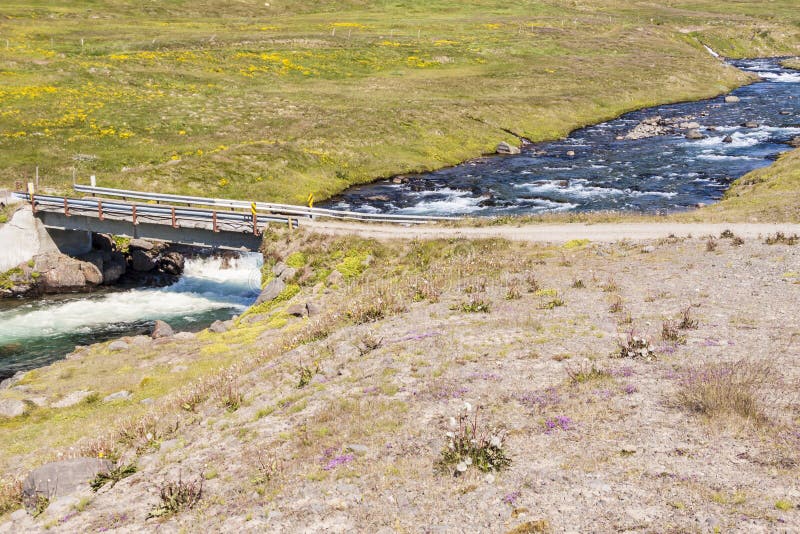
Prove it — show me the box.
[0,0,798,205]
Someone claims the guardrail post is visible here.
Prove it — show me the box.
[132,204,138,226]
[63,197,70,217]
[252,212,259,236]
[212,210,218,232]
[31,194,36,214]
[171,207,177,228]
[97,199,104,221]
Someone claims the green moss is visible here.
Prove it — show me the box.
[285,252,307,269]
[0,267,24,290]
[562,239,590,250]
[243,284,302,317]
[112,236,130,254]
[335,249,370,280]
[775,499,793,511]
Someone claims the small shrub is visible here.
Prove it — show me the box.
[538,298,564,310]
[347,286,407,324]
[252,451,282,486]
[297,362,319,388]
[567,363,612,384]
[615,332,656,361]
[90,464,137,492]
[601,279,618,292]
[732,236,744,246]
[571,279,585,289]
[220,379,243,412]
[675,360,773,425]
[31,494,49,518]
[678,306,698,330]
[775,499,794,511]
[148,474,203,519]
[357,333,383,356]
[765,232,799,245]
[437,403,511,475]
[608,296,624,314]
[454,296,491,313]
[705,239,717,252]
[720,229,735,239]
[505,281,522,300]
[0,476,22,516]
[661,320,686,344]
[525,272,540,293]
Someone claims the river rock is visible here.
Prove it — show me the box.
[158,251,185,276]
[151,320,174,339]
[496,141,521,155]
[92,233,115,252]
[256,278,286,304]
[723,135,734,144]
[741,121,759,128]
[51,390,93,408]
[130,249,156,272]
[788,136,800,148]
[128,238,155,251]
[279,267,297,282]
[108,340,129,351]
[272,262,287,277]
[102,252,126,284]
[685,129,705,140]
[0,399,26,418]
[306,302,322,317]
[724,95,740,103]
[680,121,701,129]
[22,458,113,509]
[366,195,390,202]
[174,332,196,341]
[209,320,233,333]
[287,303,308,317]
[34,253,103,292]
[103,390,131,402]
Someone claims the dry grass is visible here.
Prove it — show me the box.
[675,360,775,426]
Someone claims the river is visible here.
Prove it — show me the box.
[0,253,262,380]
[322,58,799,216]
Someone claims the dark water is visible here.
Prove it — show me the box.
[0,254,262,380]
[322,58,800,216]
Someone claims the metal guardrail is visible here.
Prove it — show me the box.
[72,184,455,225]
[12,192,298,234]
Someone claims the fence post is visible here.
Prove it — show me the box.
[97,199,104,221]
[212,211,218,232]
[63,197,70,217]
[132,204,138,225]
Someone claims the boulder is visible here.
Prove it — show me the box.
[102,252,126,284]
[51,390,93,409]
[130,249,156,272]
[91,233,114,252]
[326,270,345,287]
[209,320,232,333]
[741,121,759,129]
[158,251,185,276]
[272,262,287,277]
[174,332,196,341]
[128,238,155,251]
[22,458,113,509]
[365,195,390,202]
[255,278,286,305]
[724,95,740,103]
[566,150,576,157]
[685,129,705,140]
[680,121,701,129]
[103,390,131,403]
[151,320,174,339]
[306,302,322,317]
[788,136,800,148]
[722,135,734,144]
[33,253,103,292]
[496,141,521,155]
[0,399,26,419]
[278,267,297,282]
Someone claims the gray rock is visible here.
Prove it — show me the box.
[103,390,131,403]
[209,320,233,333]
[742,121,759,128]
[496,141,521,155]
[278,267,297,282]
[306,302,322,317]
[130,249,156,272]
[345,444,368,455]
[51,390,93,409]
[158,251,185,275]
[92,233,115,252]
[287,303,308,317]
[33,253,103,291]
[129,335,151,347]
[566,150,576,156]
[680,121,701,129]
[724,95,740,103]
[722,135,733,144]
[22,458,112,509]
[102,252,126,284]
[640,246,655,254]
[128,238,154,251]
[326,270,345,287]
[0,399,26,418]
[685,129,705,140]
[151,320,174,339]
[255,278,286,305]
[272,262,287,277]
[789,136,800,148]
[108,340,129,351]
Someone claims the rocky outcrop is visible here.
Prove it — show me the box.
[22,458,113,510]
[256,278,286,305]
[624,115,706,140]
[34,253,102,292]
[151,320,174,339]
[724,95,740,103]
[159,252,185,275]
[0,398,26,419]
[788,136,800,148]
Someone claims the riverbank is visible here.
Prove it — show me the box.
[1,228,798,530]
[1,1,799,206]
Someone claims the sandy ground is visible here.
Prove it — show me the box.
[2,232,800,533]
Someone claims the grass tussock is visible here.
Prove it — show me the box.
[147,474,203,519]
[675,360,775,426]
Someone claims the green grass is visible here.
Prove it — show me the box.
[0,1,798,206]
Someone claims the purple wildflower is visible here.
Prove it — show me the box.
[623,384,637,395]
[323,454,355,471]
[503,491,521,505]
[519,387,561,411]
[544,415,573,434]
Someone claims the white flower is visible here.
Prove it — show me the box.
[463,401,472,412]
[145,432,153,441]
[456,462,468,472]
[445,431,455,439]
[485,473,495,484]
[465,457,472,465]
[490,435,502,448]
[449,417,457,428]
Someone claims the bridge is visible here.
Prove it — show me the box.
[11,185,452,252]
